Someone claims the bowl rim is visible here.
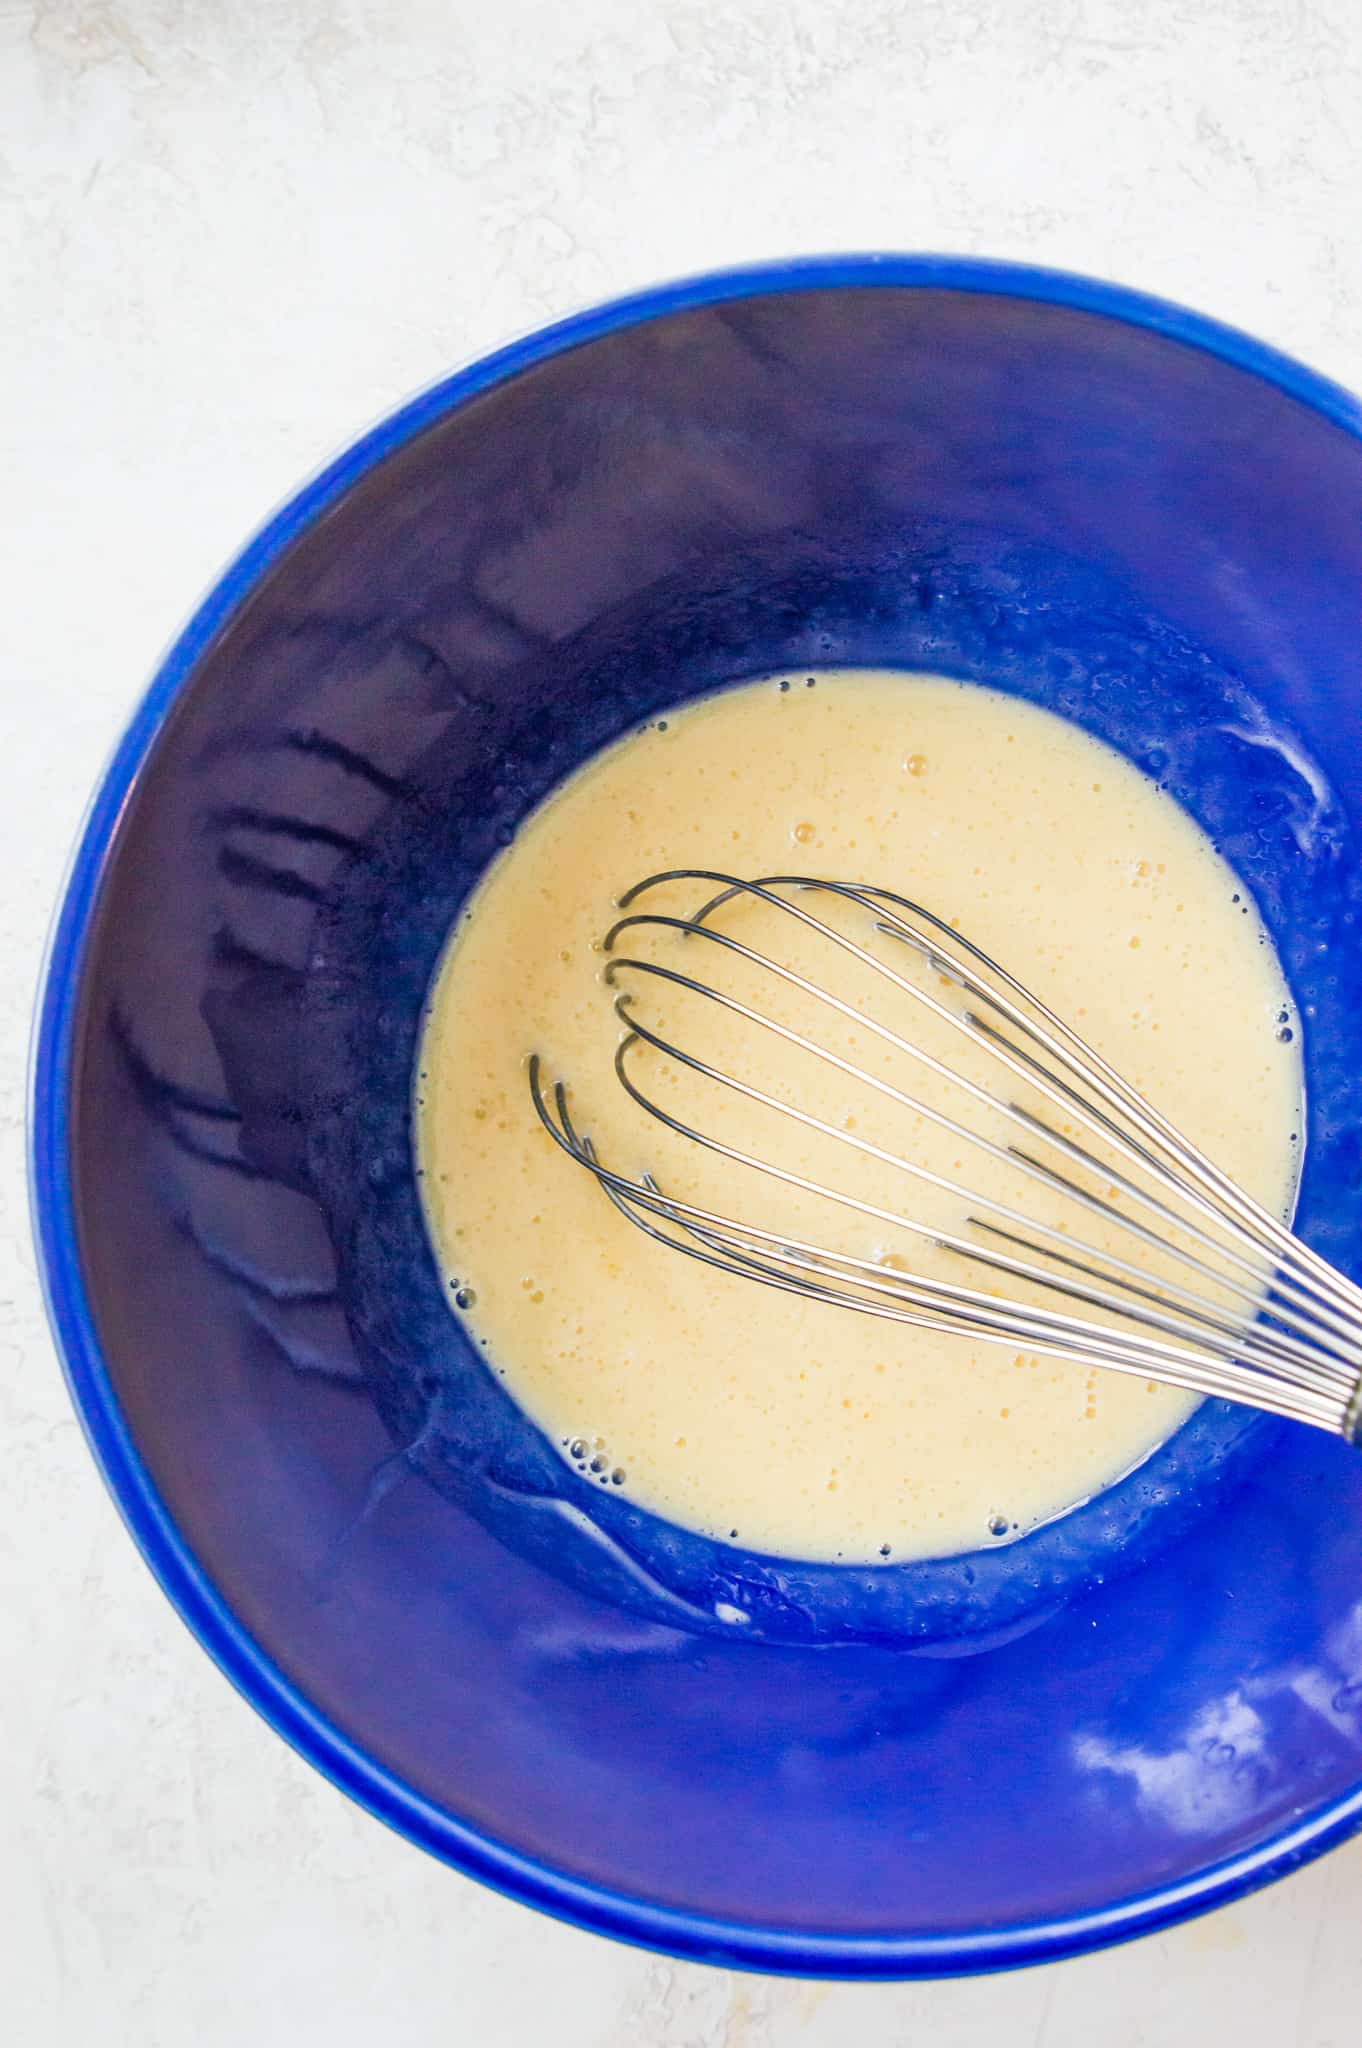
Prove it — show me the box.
[29,252,1362,1979]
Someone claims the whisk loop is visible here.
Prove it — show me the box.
[529,871,1362,1443]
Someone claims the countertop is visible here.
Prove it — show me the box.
[5,1,1362,2040]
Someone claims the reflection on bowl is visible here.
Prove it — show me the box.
[31,257,1362,1975]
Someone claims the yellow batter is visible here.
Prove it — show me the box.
[415,672,1301,1562]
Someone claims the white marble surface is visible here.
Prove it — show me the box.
[6,0,1362,2040]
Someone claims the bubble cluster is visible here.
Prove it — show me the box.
[563,1434,627,1487]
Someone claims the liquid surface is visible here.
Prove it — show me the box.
[416,672,1301,1562]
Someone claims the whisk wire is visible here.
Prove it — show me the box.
[532,1061,1344,1429]
[610,914,1343,1355]
[529,871,1362,1443]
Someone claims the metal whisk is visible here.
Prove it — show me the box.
[528,871,1362,1443]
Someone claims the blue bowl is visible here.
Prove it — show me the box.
[31,256,1362,1976]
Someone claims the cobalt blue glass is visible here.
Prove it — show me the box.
[30,257,1362,1975]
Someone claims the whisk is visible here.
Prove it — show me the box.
[528,871,1362,1444]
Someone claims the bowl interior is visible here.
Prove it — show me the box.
[44,269,1362,1969]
